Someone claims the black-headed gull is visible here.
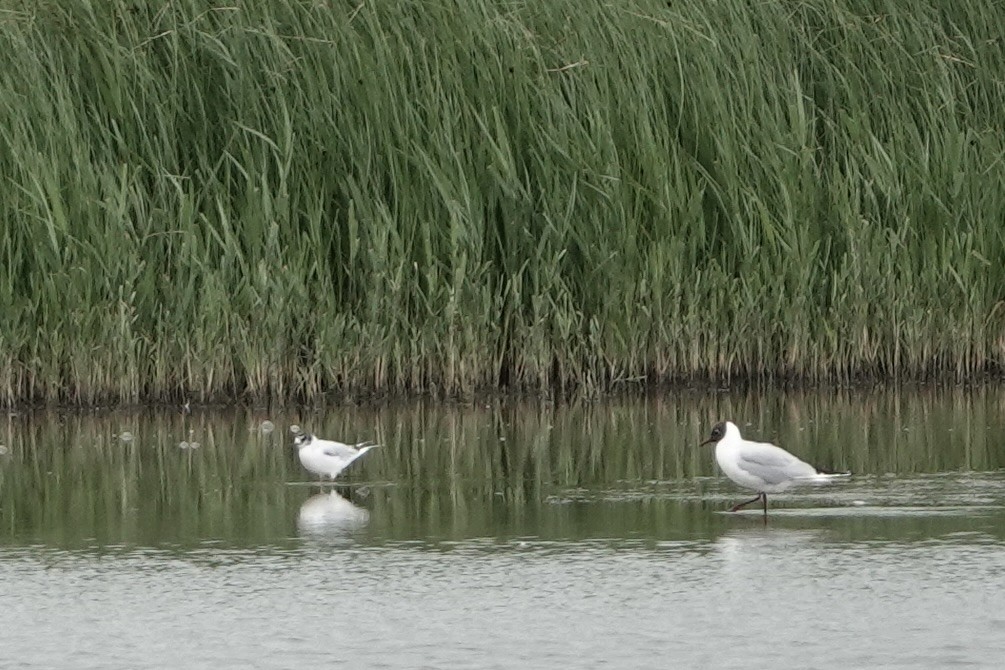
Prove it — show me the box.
[294,433,380,481]
[700,420,850,518]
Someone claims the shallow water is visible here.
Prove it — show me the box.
[2,389,1005,668]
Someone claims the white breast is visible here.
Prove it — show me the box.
[715,441,769,492]
[299,447,352,478]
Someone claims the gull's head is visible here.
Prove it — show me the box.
[293,433,314,450]
[700,421,738,446]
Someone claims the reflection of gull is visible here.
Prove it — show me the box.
[700,421,850,519]
[297,491,370,534]
[715,529,821,567]
[293,433,380,481]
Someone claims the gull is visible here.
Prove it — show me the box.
[700,421,850,518]
[294,433,380,482]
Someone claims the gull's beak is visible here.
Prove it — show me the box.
[698,438,715,447]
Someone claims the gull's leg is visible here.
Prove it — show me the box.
[762,493,768,525]
[729,493,764,513]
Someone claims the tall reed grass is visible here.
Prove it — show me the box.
[1,0,1003,405]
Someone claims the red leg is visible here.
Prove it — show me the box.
[729,493,764,512]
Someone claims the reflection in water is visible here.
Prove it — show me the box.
[297,490,370,535]
[1,387,1005,548]
[714,527,825,556]
[2,390,1005,669]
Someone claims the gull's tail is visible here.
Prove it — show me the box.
[809,466,852,483]
[355,443,381,456]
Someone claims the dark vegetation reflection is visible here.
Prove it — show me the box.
[2,387,1005,550]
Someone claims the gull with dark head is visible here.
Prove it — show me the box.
[700,420,849,519]
[293,432,380,482]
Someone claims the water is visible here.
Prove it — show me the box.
[2,389,1005,668]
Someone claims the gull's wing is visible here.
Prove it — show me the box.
[319,440,362,459]
[735,441,816,486]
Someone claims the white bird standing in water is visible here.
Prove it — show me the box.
[294,433,380,482]
[700,421,850,519]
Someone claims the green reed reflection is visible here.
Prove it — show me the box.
[0,409,299,547]
[1,388,1004,548]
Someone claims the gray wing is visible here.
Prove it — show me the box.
[736,442,816,486]
[321,442,361,459]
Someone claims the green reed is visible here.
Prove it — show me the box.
[1,0,1003,405]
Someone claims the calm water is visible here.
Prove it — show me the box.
[2,389,1005,668]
